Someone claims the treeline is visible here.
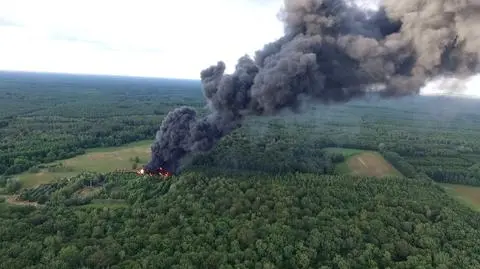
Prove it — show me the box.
[421,167,480,186]
[2,170,480,268]
[190,122,345,175]
[380,151,417,178]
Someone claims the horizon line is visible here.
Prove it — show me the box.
[1,69,477,100]
[0,69,202,81]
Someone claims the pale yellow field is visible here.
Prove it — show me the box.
[16,140,152,188]
[441,183,480,211]
[347,152,403,177]
[332,149,403,178]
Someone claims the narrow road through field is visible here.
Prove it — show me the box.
[358,157,367,167]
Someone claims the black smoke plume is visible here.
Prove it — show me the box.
[145,0,480,174]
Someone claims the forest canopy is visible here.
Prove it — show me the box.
[2,72,480,268]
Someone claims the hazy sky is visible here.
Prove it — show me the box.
[0,0,284,79]
[0,0,478,97]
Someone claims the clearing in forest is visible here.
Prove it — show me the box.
[16,140,152,188]
[1,195,42,207]
[76,187,102,198]
[347,152,402,177]
[329,148,402,178]
[441,183,480,211]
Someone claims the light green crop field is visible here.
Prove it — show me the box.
[16,140,152,188]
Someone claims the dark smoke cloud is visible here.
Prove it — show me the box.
[146,0,480,173]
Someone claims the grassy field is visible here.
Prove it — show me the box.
[327,148,403,177]
[441,183,480,211]
[16,140,152,188]
[0,195,41,207]
[75,186,103,198]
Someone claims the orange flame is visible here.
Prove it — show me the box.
[136,167,171,177]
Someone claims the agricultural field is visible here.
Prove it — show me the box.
[15,140,152,188]
[441,183,480,211]
[324,147,403,177]
[345,151,403,177]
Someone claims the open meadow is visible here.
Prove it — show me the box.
[324,147,403,177]
[15,140,152,188]
[441,183,480,211]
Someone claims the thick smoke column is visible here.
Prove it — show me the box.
[146,0,480,173]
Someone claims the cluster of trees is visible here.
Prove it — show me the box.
[190,121,344,175]
[0,176,22,194]
[19,180,70,204]
[421,167,480,186]
[2,169,480,268]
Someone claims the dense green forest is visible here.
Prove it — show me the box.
[2,171,480,269]
[2,71,480,268]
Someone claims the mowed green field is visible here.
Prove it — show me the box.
[326,148,480,211]
[440,183,480,211]
[16,140,152,188]
[324,147,403,178]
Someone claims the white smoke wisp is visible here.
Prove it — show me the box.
[348,0,381,11]
[420,74,480,98]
